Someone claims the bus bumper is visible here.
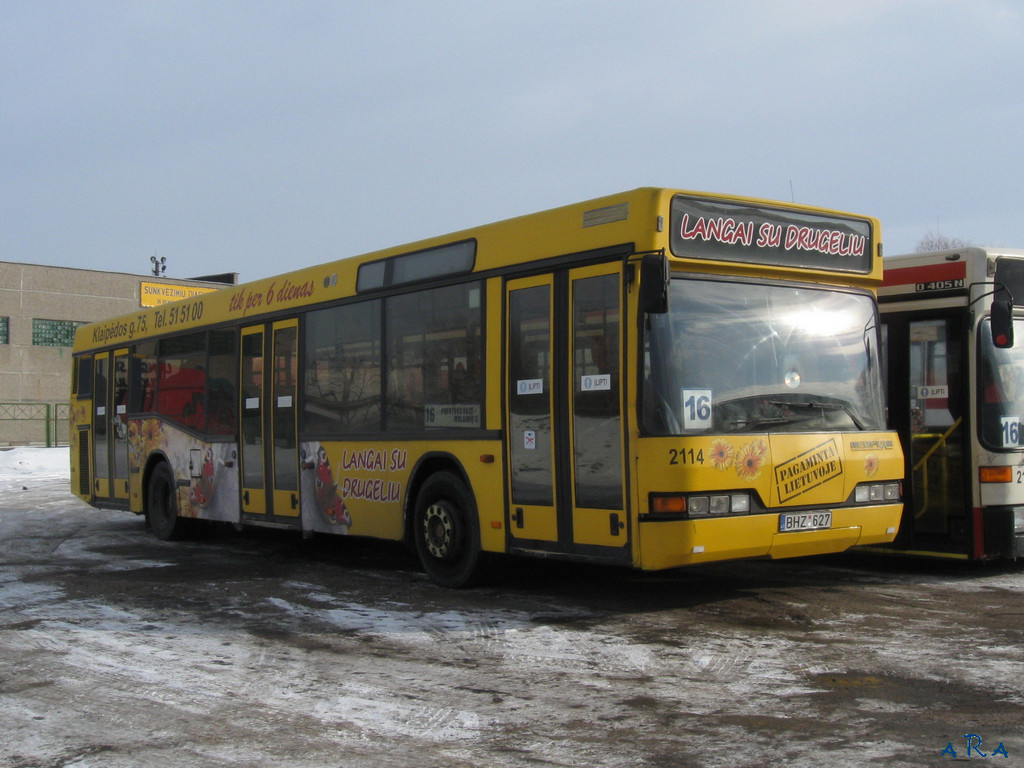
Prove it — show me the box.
[982,505,1024,560]
[637,504,902,570]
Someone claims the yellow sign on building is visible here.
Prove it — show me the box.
[140,282,220,307]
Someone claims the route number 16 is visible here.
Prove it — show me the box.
[1001,416,1021,448]
[682,389,713,430]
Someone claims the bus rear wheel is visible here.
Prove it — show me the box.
[146,462,187,540]
[413,472,486,588]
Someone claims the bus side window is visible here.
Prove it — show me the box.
[206,330,238,435]
[385,282,484,431]
[77,356,94,399]
[156,333,208,432]
[303,299,383,435]
[130,342,156,414]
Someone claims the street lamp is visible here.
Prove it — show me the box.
[151,254,167,276]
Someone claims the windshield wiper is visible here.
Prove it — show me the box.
[766,399,868,430]
[728,414,815,430]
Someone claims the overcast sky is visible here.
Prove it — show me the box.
[3,1,1022,282]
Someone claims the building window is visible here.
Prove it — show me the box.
[32,319,85,347]
[0,317,8,344]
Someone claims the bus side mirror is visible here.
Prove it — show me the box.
[992,299,1015,348]
[640,253,669,314]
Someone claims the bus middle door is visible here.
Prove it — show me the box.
[240,320,301,525]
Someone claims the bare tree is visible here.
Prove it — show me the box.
[915,230,972,252]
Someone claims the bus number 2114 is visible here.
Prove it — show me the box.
[669,448,705,465]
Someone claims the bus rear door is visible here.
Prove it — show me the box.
[91,348,130,504]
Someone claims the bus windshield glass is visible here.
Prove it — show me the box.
[643,279,885,435]
[978,317,1024,450]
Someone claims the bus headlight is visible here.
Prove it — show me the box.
[690,492,750,517]
[710,495,731,515]
[648,492,752,518]
[689,496,710,516]
[854,482,901,503]
[730,493,751,513]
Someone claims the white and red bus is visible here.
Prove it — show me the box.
[880,247,1024,559]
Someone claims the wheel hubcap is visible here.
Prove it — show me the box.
[423,502,455,560]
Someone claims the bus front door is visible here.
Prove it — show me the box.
[506,265,629,560]
[91,348,130,504]
[886,315,968,554]
[567,266,627,551]
[240,321,301,524]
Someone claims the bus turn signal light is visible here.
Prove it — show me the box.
[980,466,1013,483]
[651,495,687,515]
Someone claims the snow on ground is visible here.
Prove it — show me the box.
[2,445,1024,767]
[0,445,69,480]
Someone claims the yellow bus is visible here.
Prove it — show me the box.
[879,246,1024,560]
[70,188,904,586]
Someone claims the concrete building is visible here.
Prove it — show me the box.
[0,261,236,444]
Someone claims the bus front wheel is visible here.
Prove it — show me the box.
[413,472,486,588]
[146,462,187,540]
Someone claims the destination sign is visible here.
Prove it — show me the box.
[669,195,873,273]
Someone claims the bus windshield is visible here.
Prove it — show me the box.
[978,317,1024,450]
[643,279,885,435]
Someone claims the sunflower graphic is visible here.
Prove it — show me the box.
[72,402,90,427]
[709,439,735,470]
[735,440,768,480]
[127,421,144,462]
[140,418,165,453]
[864,454,879,477]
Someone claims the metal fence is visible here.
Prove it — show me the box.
[0,403,70,447]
